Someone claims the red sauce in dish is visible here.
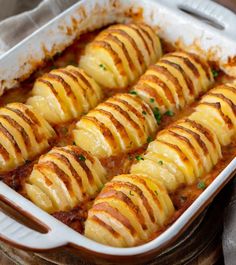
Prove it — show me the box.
[0,31,235,233]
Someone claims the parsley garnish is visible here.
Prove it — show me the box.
[212,69,219,78]
[154,190,158,196]
[153,107,162,124]
[78,154,86,161]
[73,141,76,145]
[150,98,155,103]
[147,136,152,143]
[61,127,68,134]
[197,181,206,190]
[99,64,107,71]
[129,190,134,196]
[129,90,137,95]
[142,110,147,115]
[158,160,163,165]
[135,155,144,161]
[165,110,174,117]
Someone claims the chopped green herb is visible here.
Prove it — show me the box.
[147,136,152,143]
[154,190,158,196]
[55,51,62,57]
[129,190,134,196]
[78,154,86,161]
[129,90,137,95]
[61,127,68,134]
[50,65,57,70]
[68,60,78,66]
[25,159,30,164]
[212,69,219,78]
[128,154,133,160]
[99,64,107,71]
[197,181,206,190]
[158,160,163,165]
[153,107,162,124]
[142,110,147,115]
[180,195,187,204]
[73,141,76,145]
[150,98,155,103]
[165,110,174,117]
[135,155,144,161]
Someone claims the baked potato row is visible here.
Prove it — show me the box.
[73,93,157,158]
[0,103,55,173]
[79,23,162,89]
[133,52,214,112]
[131,83,236,192]
[27,65,103,124]
[25,145,107,213]
[85,174,174,247]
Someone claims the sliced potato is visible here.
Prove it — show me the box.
[79,23,162,89]
[85,174,174,247]
[25,145,107,213]
[27,65,103,124]
[73,93,157,158]
[0,103,55,173]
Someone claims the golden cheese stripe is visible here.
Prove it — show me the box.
[79,23,162,89]
[73,93,157,158]
[25,145,107,213]
[0,103,55,174]
[85,174,174,247]
[133,51,213,113]
[27,65,103,124]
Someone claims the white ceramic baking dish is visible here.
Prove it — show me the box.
[0,0,235,264]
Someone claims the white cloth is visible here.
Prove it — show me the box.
[0,0,78,55]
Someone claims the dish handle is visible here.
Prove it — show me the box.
[0,181,68,251]
[166,0,236,38]
[0,210,66,251]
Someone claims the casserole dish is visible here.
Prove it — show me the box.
[0,0,236,264]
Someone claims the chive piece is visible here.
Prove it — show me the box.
[129,190,134,196]
[147,136,152,143]
[212,69,219,78]
[128,154,133,160]
[153,107,162,124]
[165,110,174,117]
[142,110,147,115]
[180,195,187,203]
[154,190,158,196]
[129,90,137,95]
[61,127,68,134]
[197,181,206,190]
[78,154,86,161]
[150,98,155,103]
[158,160,163,165]
[99,64,107,71]
[135,155,144,161]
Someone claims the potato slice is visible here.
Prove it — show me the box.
[85,174,174,247]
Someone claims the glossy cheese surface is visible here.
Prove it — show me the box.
[27,65,103,124]
[0,103,55,173]
[85,174,174,247]
[79,23,162,89]
[133,52,213,113]
[25,145,107,213]
[73,93,158,157]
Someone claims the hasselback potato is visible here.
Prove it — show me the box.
[25,145,107,213]
[27,65,103,124]
[73,93,157,157]
[191,83,236,146]
[0,103,55,173]
[133,52,214,113]
[84,174,174,247]
[79,23,162,89]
